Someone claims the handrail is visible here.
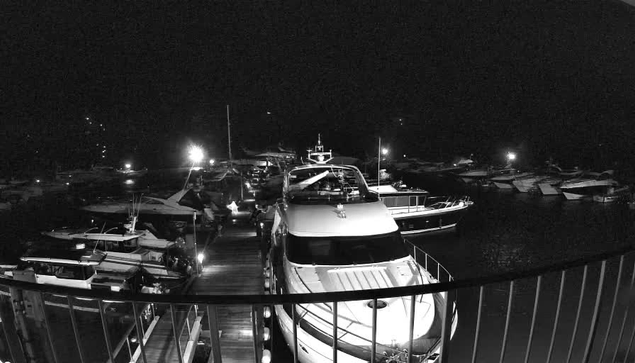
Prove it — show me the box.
[1,244,632,304]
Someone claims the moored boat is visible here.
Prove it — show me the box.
[370,184,473,235]
[267,137,457,362]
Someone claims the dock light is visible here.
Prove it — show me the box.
[35,179,40,183]
[65,182,70,186]
[197,253,205,264]
[263,306,272,319]
[317,154,325,162]
[263,327,271,341]
[381,148,389,156]
[209,158,215,165]
[506,152,516,162]
[125,163,132,169]
[124,179,135,185]
[188,145,204,164]
[245,181,251,189]
[262,349,272,363]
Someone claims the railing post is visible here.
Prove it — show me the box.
[407,294,416,363]
[170,304,185,363]
[566,265,588,363]
[371,298,378,363]
[251,305,259,363]
[523,276,542,363]
[612,259,635,363]
[599,256,624,361]
[582,260,608,363]
[132,302,148,363]
[207,305,222,363]
[498,280,514,363]
[98,300,115,363]
[439,290,455,363]
[292,304,298,363]
[332,302,338,363]
[38,292,59,363]
[67,297,87,363]
[546,270,566,363]
[471,286,484,363]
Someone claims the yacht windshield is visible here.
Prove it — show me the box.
[286,166,377,204]
[286,231,409,265]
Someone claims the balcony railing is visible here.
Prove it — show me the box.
[1,244,635,363]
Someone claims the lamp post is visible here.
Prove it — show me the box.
[506,152,516,166]
[184,145,204,190]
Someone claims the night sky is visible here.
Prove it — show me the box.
[2,1,635,174]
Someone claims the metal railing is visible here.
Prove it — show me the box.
[1,244,635,363]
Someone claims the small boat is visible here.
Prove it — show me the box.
[560,171,618,201]
[81,188,214,220]
[42,218,195,282]
[592,186,630,203]
[370,184,473,235]
[4,242,156,293]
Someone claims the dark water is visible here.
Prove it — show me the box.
[2,170,634,362]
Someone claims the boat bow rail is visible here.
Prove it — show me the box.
[1,244,635,363]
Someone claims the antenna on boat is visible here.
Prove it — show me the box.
[306,134,333,164]
[377,136,381,195]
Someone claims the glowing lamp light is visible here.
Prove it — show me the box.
[35,179,40,183]
[506,152,516,162]
[263,327,271,341]
[124,179,135,185]
[381,148,389,156]
[227,201,239,215]
[263,306,272,318]
[317,154,325,162]
[188,145,204,164]
[245,181,251,189]
[130,336,138,343]
[125,163,132,169]
[261,349,272,363]
[209,158,215,165]
[197,253,205,264]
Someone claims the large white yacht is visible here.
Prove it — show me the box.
[267,138,457,363]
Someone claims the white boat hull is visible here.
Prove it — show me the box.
[563,192,587,201]
[538,183,562,195]
[493,182,514,189]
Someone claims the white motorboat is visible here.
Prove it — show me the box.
[81,188,213,220]
[592,185,630,203]
[455,168,490,184]
[560,171,618,201]
[267,139,457,363]
[370,184,473,235]
[4,243,152,293]
[42,219,194,281]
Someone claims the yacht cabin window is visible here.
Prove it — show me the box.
[286,231,409,265]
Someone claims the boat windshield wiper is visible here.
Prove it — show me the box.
[289,170,330,191]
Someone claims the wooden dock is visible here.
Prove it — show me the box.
[138,220,266,363]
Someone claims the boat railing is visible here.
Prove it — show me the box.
[3,245,635,363]
[385,194,471,214]
[405,239,454,283]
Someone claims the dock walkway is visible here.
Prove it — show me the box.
[139,221,265,363]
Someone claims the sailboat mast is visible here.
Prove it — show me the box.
[377,137,381,189]
[227,104,232,162]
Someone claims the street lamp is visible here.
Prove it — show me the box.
[125,163,132,170]
[381,148,389,156]
[506,152,516,163]
[184,145,205,190]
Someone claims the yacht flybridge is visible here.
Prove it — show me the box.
[266,136,457,363]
